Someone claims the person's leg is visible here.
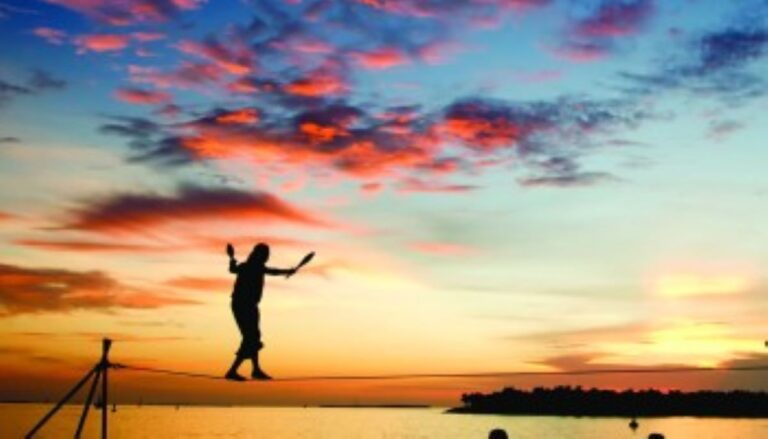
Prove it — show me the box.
[226,302,249,381]
[226,356,247,381]
[250,307,271,380]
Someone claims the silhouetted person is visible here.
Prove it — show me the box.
[225,242,300,381]
[648,434,665,439]
[488,428,508,439]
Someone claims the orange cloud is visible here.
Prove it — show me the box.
[164,276,231,292]
[0,211,16,222]
[439,116,521,149]
[298,122,348,143]
[283,72,347,97]
[114,87,172,105]
[0,262,196,315]
[14,239,165,252]
[214,108,260,125]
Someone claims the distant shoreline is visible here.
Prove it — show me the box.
[449,386,768,418]
[447,409,768,419]
[0,401,436,409]
[319,404,431,409]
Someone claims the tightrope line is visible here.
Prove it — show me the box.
[111,363,768,382]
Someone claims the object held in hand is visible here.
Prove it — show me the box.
[287,252,314,278]
[296,252,315,269]
[226,243,235,258]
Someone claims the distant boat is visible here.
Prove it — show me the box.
[112,403,117,413]
[629,417,639,430]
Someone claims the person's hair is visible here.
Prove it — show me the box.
[246,243,270,265]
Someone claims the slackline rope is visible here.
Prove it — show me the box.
[110,363,768,382]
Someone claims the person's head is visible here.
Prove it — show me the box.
[247,243,270,265]
[488,428,508,439]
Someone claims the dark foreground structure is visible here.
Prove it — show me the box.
[450,386,768,417]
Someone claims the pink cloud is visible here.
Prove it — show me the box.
[572,0,654,38]
[360,182,383,195]
[75,33,130,53]
[549,42,609,63]
[45,0,202,26]
[32,27,67,45]
[352,47,409,69]
[132,31,165,42]
[128,62,222,89]
[114,87,171,105]
[177,38,254,75]
[417,41,465,64]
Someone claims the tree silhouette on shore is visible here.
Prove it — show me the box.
[450,386,768,417]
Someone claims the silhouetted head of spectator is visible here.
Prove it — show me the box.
[489,428,508,439]
[648,434,665,439]
[247,243,270,265]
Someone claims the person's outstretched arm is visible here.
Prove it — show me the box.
[265,266,296,277]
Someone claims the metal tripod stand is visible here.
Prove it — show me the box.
[26,338,113,438]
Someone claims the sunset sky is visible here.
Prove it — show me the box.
[1,0,768,406]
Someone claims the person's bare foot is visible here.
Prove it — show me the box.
[225,371,247,382]
[251,369,272,380]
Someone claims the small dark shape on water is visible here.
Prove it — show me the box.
[489,428,508,439]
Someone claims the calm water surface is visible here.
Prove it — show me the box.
[3,404,767,438]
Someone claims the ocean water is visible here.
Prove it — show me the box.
[3,404,768,438]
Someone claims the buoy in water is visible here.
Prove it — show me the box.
[629,417,639,430]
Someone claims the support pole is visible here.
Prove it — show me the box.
[101,338,112,439]
[75,367,102,439]
[25,366,98,439]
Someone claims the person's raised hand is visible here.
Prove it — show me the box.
[226,243,235,258]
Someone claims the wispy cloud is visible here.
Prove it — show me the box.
[114,87,171,105]
[45,0,202,26]
[0,69,66,106]
[0,262,196,315]
[60,184,328,233]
